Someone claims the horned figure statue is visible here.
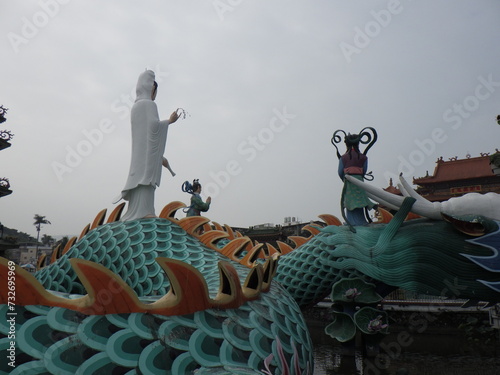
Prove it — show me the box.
[331,127,377,228]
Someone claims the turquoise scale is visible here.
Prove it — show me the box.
[0,218,314,374]
[4,208,500,373]
[0,288,312,374]
[33,219,249,298]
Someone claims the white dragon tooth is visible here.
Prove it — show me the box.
[345,175,500,221]
[365,191,400,211]
[398,175,421,200]
[397,183,411,197]
[399,174,500,221]
[396,175,443,219]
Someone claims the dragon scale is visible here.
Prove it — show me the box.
[1,196,500,374]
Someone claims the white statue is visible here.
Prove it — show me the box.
[117,70,180,221]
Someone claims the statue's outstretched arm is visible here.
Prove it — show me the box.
[162,157,176,177]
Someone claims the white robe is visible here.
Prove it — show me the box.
[119,70,171,221]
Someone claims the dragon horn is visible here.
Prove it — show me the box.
[344,175,443,220]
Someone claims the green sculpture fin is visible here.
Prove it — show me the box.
[372,197,416,255]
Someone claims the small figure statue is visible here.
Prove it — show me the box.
[117,70,181,221]
[331,127,377,228]
[182,179,211,217]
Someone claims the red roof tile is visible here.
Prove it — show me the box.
[384,178,401,195]
[414,155,494,184]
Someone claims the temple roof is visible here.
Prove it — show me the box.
[384,178,401,195]
[414,154,496,185]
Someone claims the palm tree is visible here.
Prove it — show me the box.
[41,234,54,246]
[34,214,51,262]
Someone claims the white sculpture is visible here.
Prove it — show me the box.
[117,70,180,221]
[345,174,500,221]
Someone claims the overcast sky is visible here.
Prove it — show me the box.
[1,1,499,239]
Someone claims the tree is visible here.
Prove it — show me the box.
[33,214,51,261]
[41,234,54,246]
[55,236,69,250]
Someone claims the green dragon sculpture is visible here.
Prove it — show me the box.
[1,176,500,374]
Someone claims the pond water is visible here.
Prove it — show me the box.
[308,319,500,375]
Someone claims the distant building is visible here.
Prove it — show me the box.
[232,217,321,248]
[413,151,500,201]
[17,245,52,266]
[383,178,401,195]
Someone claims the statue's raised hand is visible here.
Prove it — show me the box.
[169,110,180,124]
[169,108,189,123]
